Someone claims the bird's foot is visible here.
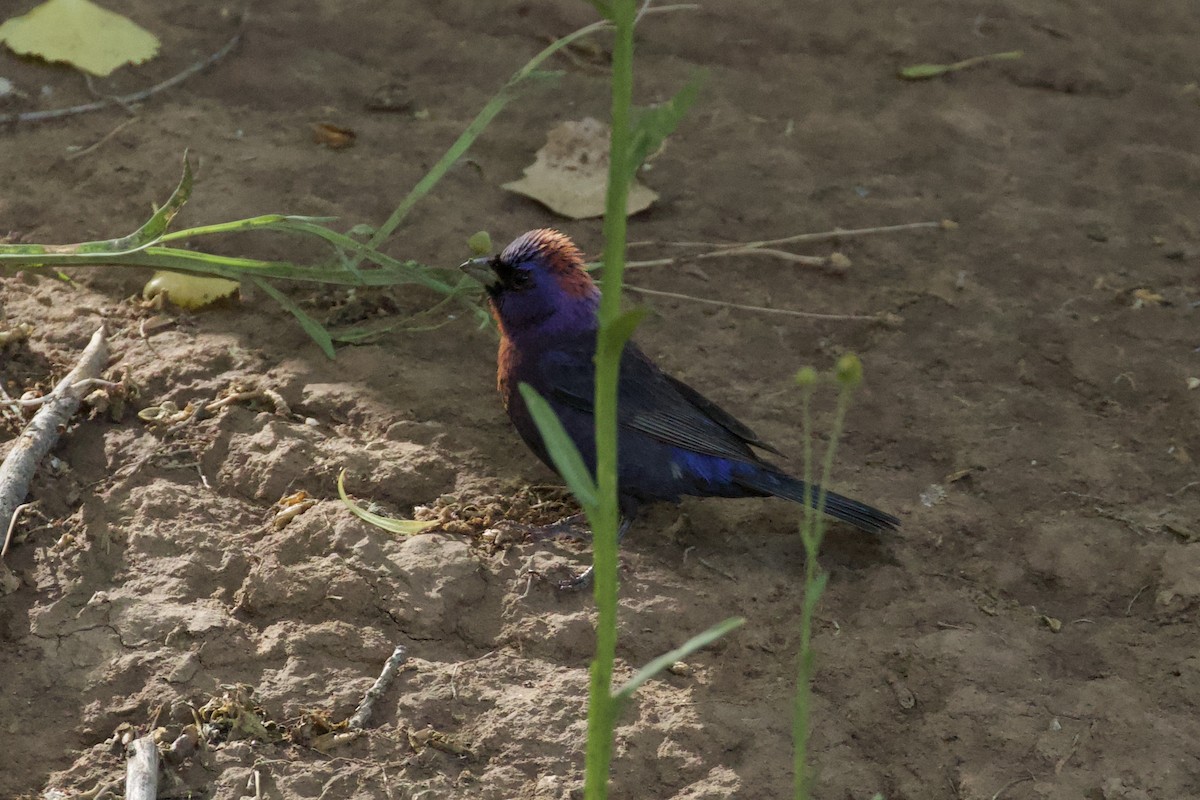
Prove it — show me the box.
[555,564,594,592]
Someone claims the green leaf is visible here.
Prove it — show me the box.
[627,71,705,178]
[0,153,192,257]
[337,469,436,535]
[345,223,376,238]
[613,617,745,703]
[899,50,1022,80]
[518,383,598,510]
[467,230,492,255]
[583,0,614,20]
[249,276,335,359]
[598,306,646,353]
[897,63,951,79]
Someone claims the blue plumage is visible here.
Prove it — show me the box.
[463,229,899,583]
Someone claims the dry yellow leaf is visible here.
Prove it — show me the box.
[503,117,657,220]
[0,0,159,77]
[143,271,239,309]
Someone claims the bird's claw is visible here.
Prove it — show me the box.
[555,565,594,592]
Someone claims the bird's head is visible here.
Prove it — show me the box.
[462,229,600,339]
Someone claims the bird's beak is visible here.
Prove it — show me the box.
[460,256,499,288]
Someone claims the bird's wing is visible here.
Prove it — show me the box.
[541,341,774,463]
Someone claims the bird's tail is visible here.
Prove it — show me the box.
[737,470,900,534]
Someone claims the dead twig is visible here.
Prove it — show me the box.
[0,378,120,409]
[626,284,892,322]
[628,221,945,250]
[1,31,241,125]
[1,501,34,560]
[125,735,159,800]
[348,645,408,730]
[0,327,109,537]
[66,117,140,161]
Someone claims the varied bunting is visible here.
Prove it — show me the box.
[463,229,898,585]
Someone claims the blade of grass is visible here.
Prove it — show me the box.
[898,49,1022,79]
[361,23,609,255]
[249,276,335,358]
[518,384,598,511]
[156,214,338,242]
[337,470,435,535]
[0,155,192,257]
[626,71,704,179]
[613,616,745,703]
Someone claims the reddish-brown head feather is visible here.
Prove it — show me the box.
[499,229,595,298]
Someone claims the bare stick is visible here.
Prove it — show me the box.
[348,645,407,730]
[125,736,159,800]
[66,117,140,161]
[1,502,33,560]
[0,327,108,536]
[0,379,120,410]
[1,32,241,125]
[628,221,944,250]
[625,284,887,322]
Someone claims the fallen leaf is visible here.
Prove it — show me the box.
[313,122,356,149]
[365,82,413,112]
[143,271,239,309]
[503,117,657,219]
[1131,287,1165,307]
[0,0,159,77]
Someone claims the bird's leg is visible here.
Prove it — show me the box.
[556,513,635,591]
[511,512,591,542]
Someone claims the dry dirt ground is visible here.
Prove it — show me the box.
[2,2,1199,799]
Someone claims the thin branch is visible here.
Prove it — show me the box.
[125,736,159,800]
[0,327,109,536]
[0,378,119,409]
[348,645,408,730]
[1,31,242,125]
[1,502,33,560]
[628,221,944,250]
[625,284,889,322]
[66,117,140,161]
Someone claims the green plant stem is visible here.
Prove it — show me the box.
[794,383,817,800]
[793,378,854,800]
[584,1,636,798]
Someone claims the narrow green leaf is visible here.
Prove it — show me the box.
[114,153,195,249]
[0,154,193,258]
[627,71,705,178]
[899,49,1022,80]
[898,63,951,79]
[156,214,337,243]
[249,277,335,359]
[337,470,436,535]
[584,0,614,20]
[598,306,646,353]
[614,617,746,703]
[518,383,598,510]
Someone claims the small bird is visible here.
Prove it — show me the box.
[463,229,898,586]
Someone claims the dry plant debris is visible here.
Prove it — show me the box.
[503,117,658,219]
[414,484,580,541]
[0,0,159,76]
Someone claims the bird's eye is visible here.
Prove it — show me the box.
[509,269,533,290]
